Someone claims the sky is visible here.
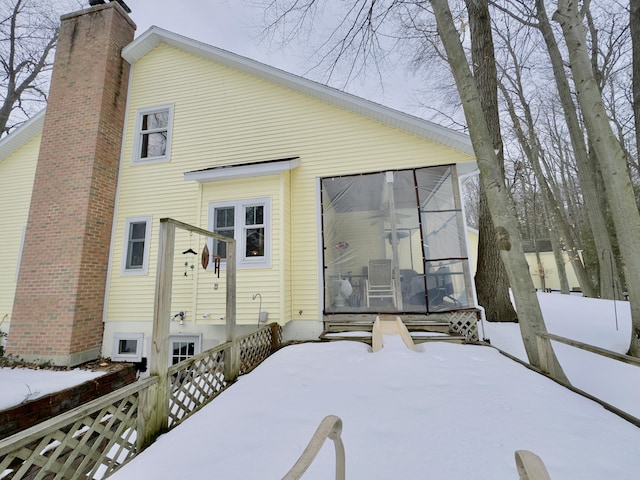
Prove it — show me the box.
[122,0,424,115]
[3,292,639,478]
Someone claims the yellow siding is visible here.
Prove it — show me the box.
[466,229,581,291]
[0,134,41,327]
[106,43,474,327]
[527,251,581,291]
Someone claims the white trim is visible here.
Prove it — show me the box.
[123,27,474,156]
[208,197,271,268]
[132,104,174,164]
[184,158,299,183]
[121,216,152,274]
[0,109,46,161]
[112,332,144,362]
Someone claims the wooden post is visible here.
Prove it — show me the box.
[136,381,157,450]
[224,238,239,381]
[535,334,552,375]
[535,333,567,382]
[147,219,175,440]
[270,322,280,353]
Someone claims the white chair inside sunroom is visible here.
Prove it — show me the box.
[365,259,397,307]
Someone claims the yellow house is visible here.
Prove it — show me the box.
[99,27,479,363]
[0,8,479,366]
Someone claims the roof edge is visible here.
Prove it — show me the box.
[0,109,46,161]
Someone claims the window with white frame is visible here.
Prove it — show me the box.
[169,335,201,365]
[122,217,152,274]
[208,198,270,267]
[133,105,174,163]
[112,333,144,362]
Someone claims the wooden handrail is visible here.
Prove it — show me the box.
[282,415,345,480]
[515,450,551,479]
[537,332,640,367]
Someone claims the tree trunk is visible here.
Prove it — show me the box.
[429,0,568,380]
[546,199,571,295]
[554,0,640,357]
[632,0,640,164]
[465,0,517,322]
[535,0,620,300]
[497,69,593,297]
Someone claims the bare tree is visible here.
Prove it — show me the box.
[428,0,566,376]
[554,0,640,356]
[0,0,78,137]
[465,0,518,322]
[633,0,640,162]
[494,22,593,296]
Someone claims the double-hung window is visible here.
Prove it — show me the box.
[133,105,174,163]
[209,198,270,268]
[122,217,152,274]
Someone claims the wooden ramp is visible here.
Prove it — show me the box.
[372,316,417,352]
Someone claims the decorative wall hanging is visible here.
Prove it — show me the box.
[183,232,197,277]
[201,243,210,269]
[213,256,221,278]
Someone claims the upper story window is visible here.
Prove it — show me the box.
[208,198,270,268]
[133,105,174,164]
[122,216,152,274]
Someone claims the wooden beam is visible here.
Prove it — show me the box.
[539,332,640,367]
[225,237,239,381]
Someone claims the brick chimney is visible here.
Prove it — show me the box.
[7,3,136,366]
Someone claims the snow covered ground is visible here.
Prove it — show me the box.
[1,293,638,478]
[103,292,639,479]
[0,367,104,410]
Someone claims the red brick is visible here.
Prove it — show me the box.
[7,4,136,365]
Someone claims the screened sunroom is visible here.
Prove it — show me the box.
[321,165,475,315]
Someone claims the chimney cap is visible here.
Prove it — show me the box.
[88,0,131,14]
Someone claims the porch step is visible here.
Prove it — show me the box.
[320,319,466,344]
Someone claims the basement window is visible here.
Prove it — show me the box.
[112,333,144,362]
[169,335,201,365]
[133,104,174,164]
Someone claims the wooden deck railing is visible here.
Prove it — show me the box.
[282,415,345,480]
[280,417,550,480]
[0,322,281,479]
[0,377,157,479]
[533,331,640,427]
[515,450,551,480]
